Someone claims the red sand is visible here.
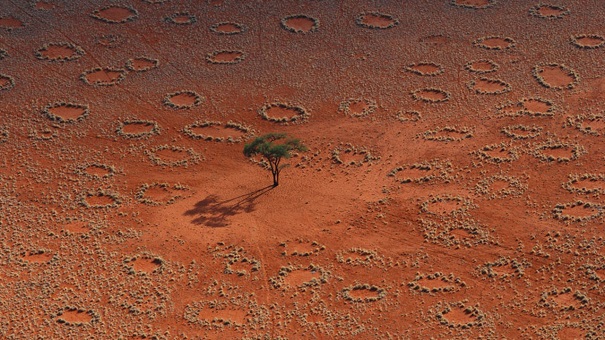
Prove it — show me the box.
[1,0,605,338]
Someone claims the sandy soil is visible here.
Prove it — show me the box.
[1,0,605,338]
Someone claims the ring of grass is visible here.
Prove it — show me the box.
[35,42,85,62]
[280,14,319,33]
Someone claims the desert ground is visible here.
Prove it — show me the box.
[1,0,605,338]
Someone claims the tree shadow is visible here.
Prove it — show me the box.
[184,185,274,227]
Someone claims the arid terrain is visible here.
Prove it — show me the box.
[1,0,605,338]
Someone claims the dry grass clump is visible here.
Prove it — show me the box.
[80,67,127,86]
[395,110,421,122]
[53,307,100,326]
[496,97,555,117]
[331,143,379,166]
[472,142,519,164]
[422,126,473,142]
[210,22,247,35]
[145,145,201,167]
[342,284,387,302]
[280,239,325,256]
[19,248,58,265]
[164,12,197,25]
[530,139,586,163]
[74,163,116,179]
[473,36,516,50]
[412,88,450,103]
[562,173,605,194]
[404,62,444,76]
[529,4,570,19]
[464,59,499,74]
[450,0,496,9]
[78,190,122,208]
[259,102,309,123]
[420,194,475,217]
[117,119,160,139]
[532,63,579,90]
[408,272,466,293]
[566,114,605,136]
[35,42,84,61]
[336,248,385,267]
[477,257,530,279]
[123,253,166,275]
[435,301,485,329]
[475,174,527,199]
[467,77,512,94]
[163,90,204,109]
[538,288,589,311]
[501,125,542,139]
[184,298,267,329]
[420,218,493,247]
[42,102,89,123]
[206,50,245,64]
[29,127,57,140]
[90,6,138,23]
[0,74,15,91]
[571,34,605,49]
[125,56,159,72]
[338,98,377,117]
[0,126,8,143]
[552,201,602,223]
[135,182,189,206]
[269,264,329,289]
[0,49,7,60]
[388,159,452,183]
[355,12,399,29]
[280,14,320,33]
[183,121,253,142]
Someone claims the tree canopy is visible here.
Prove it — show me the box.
[243,133,308,186]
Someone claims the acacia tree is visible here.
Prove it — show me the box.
[243,133,308,187]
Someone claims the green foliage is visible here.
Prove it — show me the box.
[243,133,308,186]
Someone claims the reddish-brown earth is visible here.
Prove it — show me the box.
[1,0,605,338]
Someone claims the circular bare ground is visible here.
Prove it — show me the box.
[421,195,474,216]
[183,121,252,142]
[75,163,116,179]
[531,140,585,162]
[34,1,57,10]
[270,264,328,289]
[206,50,245,64]
[563,174,605,194]
[468,77,511,94]
[412,88,450,103]
[0,74,15,91]
[465,59,499,74]
[339,98,377,117]
[553,201,602,222]
[124,254,165,274]
[388,159,451,183]
[475,175,527,198]
[355,12,398,29]
[450,0,496,9]
[567,114,605,136]
[281,14,319,33]
[422,126,473,142]
[79,190,122,208]
[530,4,570,19]
[91,6,138,23]
[474,36,516,50]
[474,142,519,163]
[408,273,465,293]
[501,125,542,139]
[22,250,54,264]
[163,90,203,109]
[95,34,124,48]
[164,12,197,25]
[532,63,579,90]
[146,145,201,167]
[126,57,159,72]
[342,284,386,302]
[438,304,484,328]
[210,22,246,35]
[331,144,379,166]
[43,102,89,123]
[405,62,444,76]
[259,102,309,123]
[117,119,160,139]
[55,308,98,326]
[136,182,189,206]
[0,16,24,30]
[571,34,605,49]
[29,128,57,141]
[80,67,126,86]
[396,110,421,122]
[36,42,84,62]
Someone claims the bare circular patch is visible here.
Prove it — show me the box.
[563,174,605,195]
[339,98,377,117]
[36,42,84,62]
[571,34,605,49]
[75,163,116,179]
[530,4,570,19]
[396,110,421,122]
[164,12,197,25]
[210,22,247,35]
[124,253,165,274]
[206,50,245,64]
[422,126,473,142]
[95,34,124,48]
[0,16,24,30]
[259,102,309,123]
[117,119,160,139]
[163,90,203,109]
[408,272,465,293]
[473,36,516,50]
[145,145,201,167]
[55,307,99,326]
[496,97,555,117]
[183,121,253,142]
[80,67,126,86]
[388,159,452,183]
[0,74,16,91]
[436,302,485,328]
[79,190,122,208]
[405,62,444,76]
[475,174,527,198]
[136,182,190,206]
[473,142,519,163]
[465,59,499,74]
[420,194,475,217]
[450,0,496,9]
[531,139,586,163]
[270,264,328,289]
[342,284,386,302]
[412,88,450,103]
[43,102,89,123]
[468,77,511,94]
[501,124,542,139]
[91,6,138,23]
[566,114,605,136]
[532,63,579,90]
[355,12,399,29]
[126,56,159,72]
[331,143,379,166]
[34,1,57,10]
[281,14,319,33]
